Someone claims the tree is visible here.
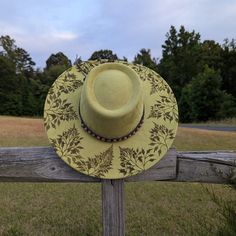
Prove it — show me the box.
[217,92,236,119]
[0,35,43,116]
[89,50,118,61]
[18,77,38,116]
[201,40,223,70]
[14,47,35,77]
[45,52,71,70]
[158,25,202,100]
[221,39,236,98]
[133,48,158,71]
[0,35,35,77]
[159,26,236,121]
[0,35,16,59]
[0,56,22,115]
[42,65,67,87]
[178,84,192,122]
[41,52,72,88]
[179,66,235,122]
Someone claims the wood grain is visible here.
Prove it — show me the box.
[0,147,176,182]
[0,147,98,182]
[177,151,236,183]
[102,179,124,236]
[0,147,235,183]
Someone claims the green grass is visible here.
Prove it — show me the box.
[0,183,235,236]
[0,116,236,235]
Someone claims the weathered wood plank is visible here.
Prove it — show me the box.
[179,151,236,165]
[0,147,176,182]
[102,179,124,236]
[0,147,235,183]
[0,147,99,182]
[177,151,236,183]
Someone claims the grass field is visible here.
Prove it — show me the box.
[0,116,236,236]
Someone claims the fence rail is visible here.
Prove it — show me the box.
[0,147,235,183]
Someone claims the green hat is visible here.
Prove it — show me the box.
[44,60,178,179]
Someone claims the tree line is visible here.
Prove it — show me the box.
[0,25,236,122]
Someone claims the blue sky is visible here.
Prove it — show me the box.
[1,0,236,68]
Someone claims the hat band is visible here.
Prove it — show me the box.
[79,107,145,143]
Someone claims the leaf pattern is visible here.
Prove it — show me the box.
[76,61,98,80]
[130,64,150,81]
[50,126,83,165]
[148,77,170,95]
[44,94,78,130]
[130,64,171,95]
[51,126,114,177]
[148,93,178,122]
[52,71,83,94]
[119,147,156,176]
[149,123,175,155]
[72,145,114,177]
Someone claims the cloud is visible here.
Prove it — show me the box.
[52,32,78,41]
[0,19,81,67]
[0,0,236,68]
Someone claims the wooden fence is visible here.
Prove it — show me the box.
[0,147,235,236]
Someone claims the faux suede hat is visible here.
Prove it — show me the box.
[44,60,178,179]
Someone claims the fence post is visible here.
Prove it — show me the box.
[102,179,125,236]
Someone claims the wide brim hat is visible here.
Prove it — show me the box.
[44,60,178,179]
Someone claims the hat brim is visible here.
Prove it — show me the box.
[44,60,178,179]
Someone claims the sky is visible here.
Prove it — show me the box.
[0,0,236,69]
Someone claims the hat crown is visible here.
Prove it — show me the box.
[93,69,133,110]
[80,63,144,140]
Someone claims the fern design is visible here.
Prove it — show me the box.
[131,64,150,81]
[50,127,114,177]
[149,123,175,155]
[148,93,178,122]
[52,71,83,94]
[148,77,170,95]
[76,61,98,79]
[131,64,170,95]
[44,94,78,130]
[119,147,156,176]
[72,145,114,177]
[50,126,83,165]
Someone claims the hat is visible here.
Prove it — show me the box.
[44,60,178,179]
